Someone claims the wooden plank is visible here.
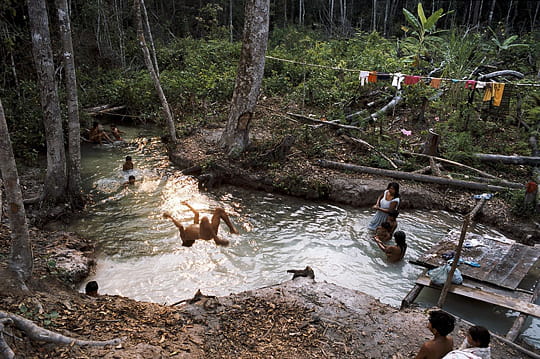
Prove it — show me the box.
[416,275,540,318]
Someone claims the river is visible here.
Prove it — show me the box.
[69,124,538,345]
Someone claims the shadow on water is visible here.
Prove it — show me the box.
[69,124,539,345]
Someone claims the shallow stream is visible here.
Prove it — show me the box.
[69,124,538,345]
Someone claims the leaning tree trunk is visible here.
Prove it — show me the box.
[0,99,33,284]
[219,0,270,158]
[134,0,177,143]
[56,0,84,209]
[27,0,68,206]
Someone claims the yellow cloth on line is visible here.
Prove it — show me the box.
[482,83,505,106]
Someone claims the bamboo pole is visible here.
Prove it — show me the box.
[437,198,487,308]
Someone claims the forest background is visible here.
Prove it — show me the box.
[1,0,540,215]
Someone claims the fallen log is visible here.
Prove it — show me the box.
[316,160,513,192]
[473,153,540,166]
[0,311,122,351]
[477,70,524,81]
[363,91,402,122]
[286,112,364,132]
[401,151,498,179]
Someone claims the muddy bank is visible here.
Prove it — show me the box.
[0,263,533,359]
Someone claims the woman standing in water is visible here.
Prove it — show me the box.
[367,182,400,231]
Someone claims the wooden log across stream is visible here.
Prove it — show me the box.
[316,159,519,191]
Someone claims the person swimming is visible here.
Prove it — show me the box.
[163,202,239,247]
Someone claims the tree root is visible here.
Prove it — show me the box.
[0,311,123,359]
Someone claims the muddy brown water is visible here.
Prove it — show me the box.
[69,124,539,347]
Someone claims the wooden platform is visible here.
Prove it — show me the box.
[415,274,540,318]
[412,230,540,291]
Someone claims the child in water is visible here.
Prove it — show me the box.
[110,124,124,141]
[374,221,392,242]
[122,156,134,171]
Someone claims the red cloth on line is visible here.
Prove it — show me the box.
[464,80,476,90]
[368,71,377,83]
[404,75,421,85]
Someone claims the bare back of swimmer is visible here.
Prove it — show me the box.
[163,202,239,247]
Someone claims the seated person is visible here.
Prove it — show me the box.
[375,230,407,262]
[123,156,134,171]
[443,325,491,359]
[163,202,239,247]
[415,310,455,359]
[88,121,112,144]
[374,221,392,242]
[110,124,124,141]
[85,281,99,297]
[387,210,399,235]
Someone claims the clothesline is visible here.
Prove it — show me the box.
[265,55,540,88]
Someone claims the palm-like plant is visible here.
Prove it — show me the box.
[400,3,449,67]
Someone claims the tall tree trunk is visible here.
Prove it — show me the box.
[0,99,33,284]
[219,0,270,157]
[229,0,233,42]
[27,0,68,206]
[488,0,496,26]
[329,0,334,34]
[383,0,389,36]
[141,0,159,77]
[134,0,177,143]
[533,1,540,32]
[505,0,514,30]
[56,0,84,209]
[371,0,377,32]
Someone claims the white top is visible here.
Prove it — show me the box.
[379,190,400,210]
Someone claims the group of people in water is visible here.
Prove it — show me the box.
[416,310,492,359]
[87,121,124,144]
[368,182,407,263]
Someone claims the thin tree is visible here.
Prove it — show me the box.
[56,0,84,209]
[27,0,68,206]
[487,0,496,26]
[134,0,177,143]
[0,99,33,285]
[219,0,270,157]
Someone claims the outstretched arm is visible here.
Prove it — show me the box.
[374,238,387,253]
[182,202,199,224]
[163,212,184,230]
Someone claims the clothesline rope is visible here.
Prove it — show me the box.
[265,55,540,87]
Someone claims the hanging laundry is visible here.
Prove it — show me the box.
[359,71,369,86]
[492,83,505,106]
[430,78,442,89]
[392,73,405,89]
[404,75,421,85]
[368,71,377,83]
[464,80,476,90]
[482,83,505,106]
[476,81,486,89]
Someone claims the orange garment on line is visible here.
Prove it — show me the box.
[482,83,505,106]
[368,71,377,83]
[430,78,442,89]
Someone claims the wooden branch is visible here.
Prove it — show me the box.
[316,160,512,191]
[401,151,498,179]
[363,92,402,122]
[473,153,540,166]
[0,311,123,347]
[341,135,398,169]
[463,175,523,189]
[437,198,487,308]
[286,112,364,131]
[0,318,15,359]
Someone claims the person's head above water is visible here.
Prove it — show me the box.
[125,156,132,162]
[394,230,406,245]
[428,310,455,336]
[85,281,99,296]
[127,175,136,184]
[380,222,391,230]
[387,182,400,198]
